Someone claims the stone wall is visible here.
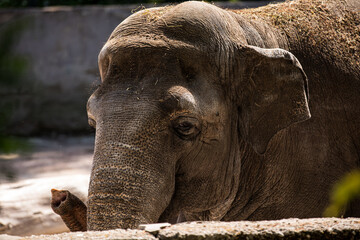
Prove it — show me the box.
[1,5,136,135]
[1,218,360,239]
[0,1,278,136]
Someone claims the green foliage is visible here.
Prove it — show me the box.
[324,170,360,217]
[0,23,27,86]
[0,137,30,154]
[0,21,30,154]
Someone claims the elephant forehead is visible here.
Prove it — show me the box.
[161,1,232,32]
[102,37,196,57]
[107,1,243,52]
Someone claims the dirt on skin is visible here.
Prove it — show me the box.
[233,0,360,75]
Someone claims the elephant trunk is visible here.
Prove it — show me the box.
[87,135,174,230]
[51,189,87,231]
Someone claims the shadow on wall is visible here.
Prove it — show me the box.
[0,7,109,136]
[0,21,32,152]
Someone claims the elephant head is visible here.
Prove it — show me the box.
[86,1,310,230]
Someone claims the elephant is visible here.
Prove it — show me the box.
[51,0,360,231]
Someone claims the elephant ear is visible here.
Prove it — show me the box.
[237,46,311,154]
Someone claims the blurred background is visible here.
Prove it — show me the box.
[0,0,286,237]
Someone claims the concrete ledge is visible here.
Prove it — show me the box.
[1,229,156,240]
[2,218,359,240]
[158,218,360,239]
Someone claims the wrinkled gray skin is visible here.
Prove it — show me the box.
[77,0,360,231]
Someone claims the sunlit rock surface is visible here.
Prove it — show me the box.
[1,218,359,240]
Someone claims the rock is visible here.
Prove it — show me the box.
[6,229,156,240]
[138,223,171,234]
[158,218,360,239]
[0,218,359,239]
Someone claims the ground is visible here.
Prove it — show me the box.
[0,136,94,236]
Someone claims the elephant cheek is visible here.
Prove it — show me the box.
[87,145,174,231]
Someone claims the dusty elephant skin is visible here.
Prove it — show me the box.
[53,0,360,231]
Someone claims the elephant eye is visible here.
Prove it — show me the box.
[172,116,200,140]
